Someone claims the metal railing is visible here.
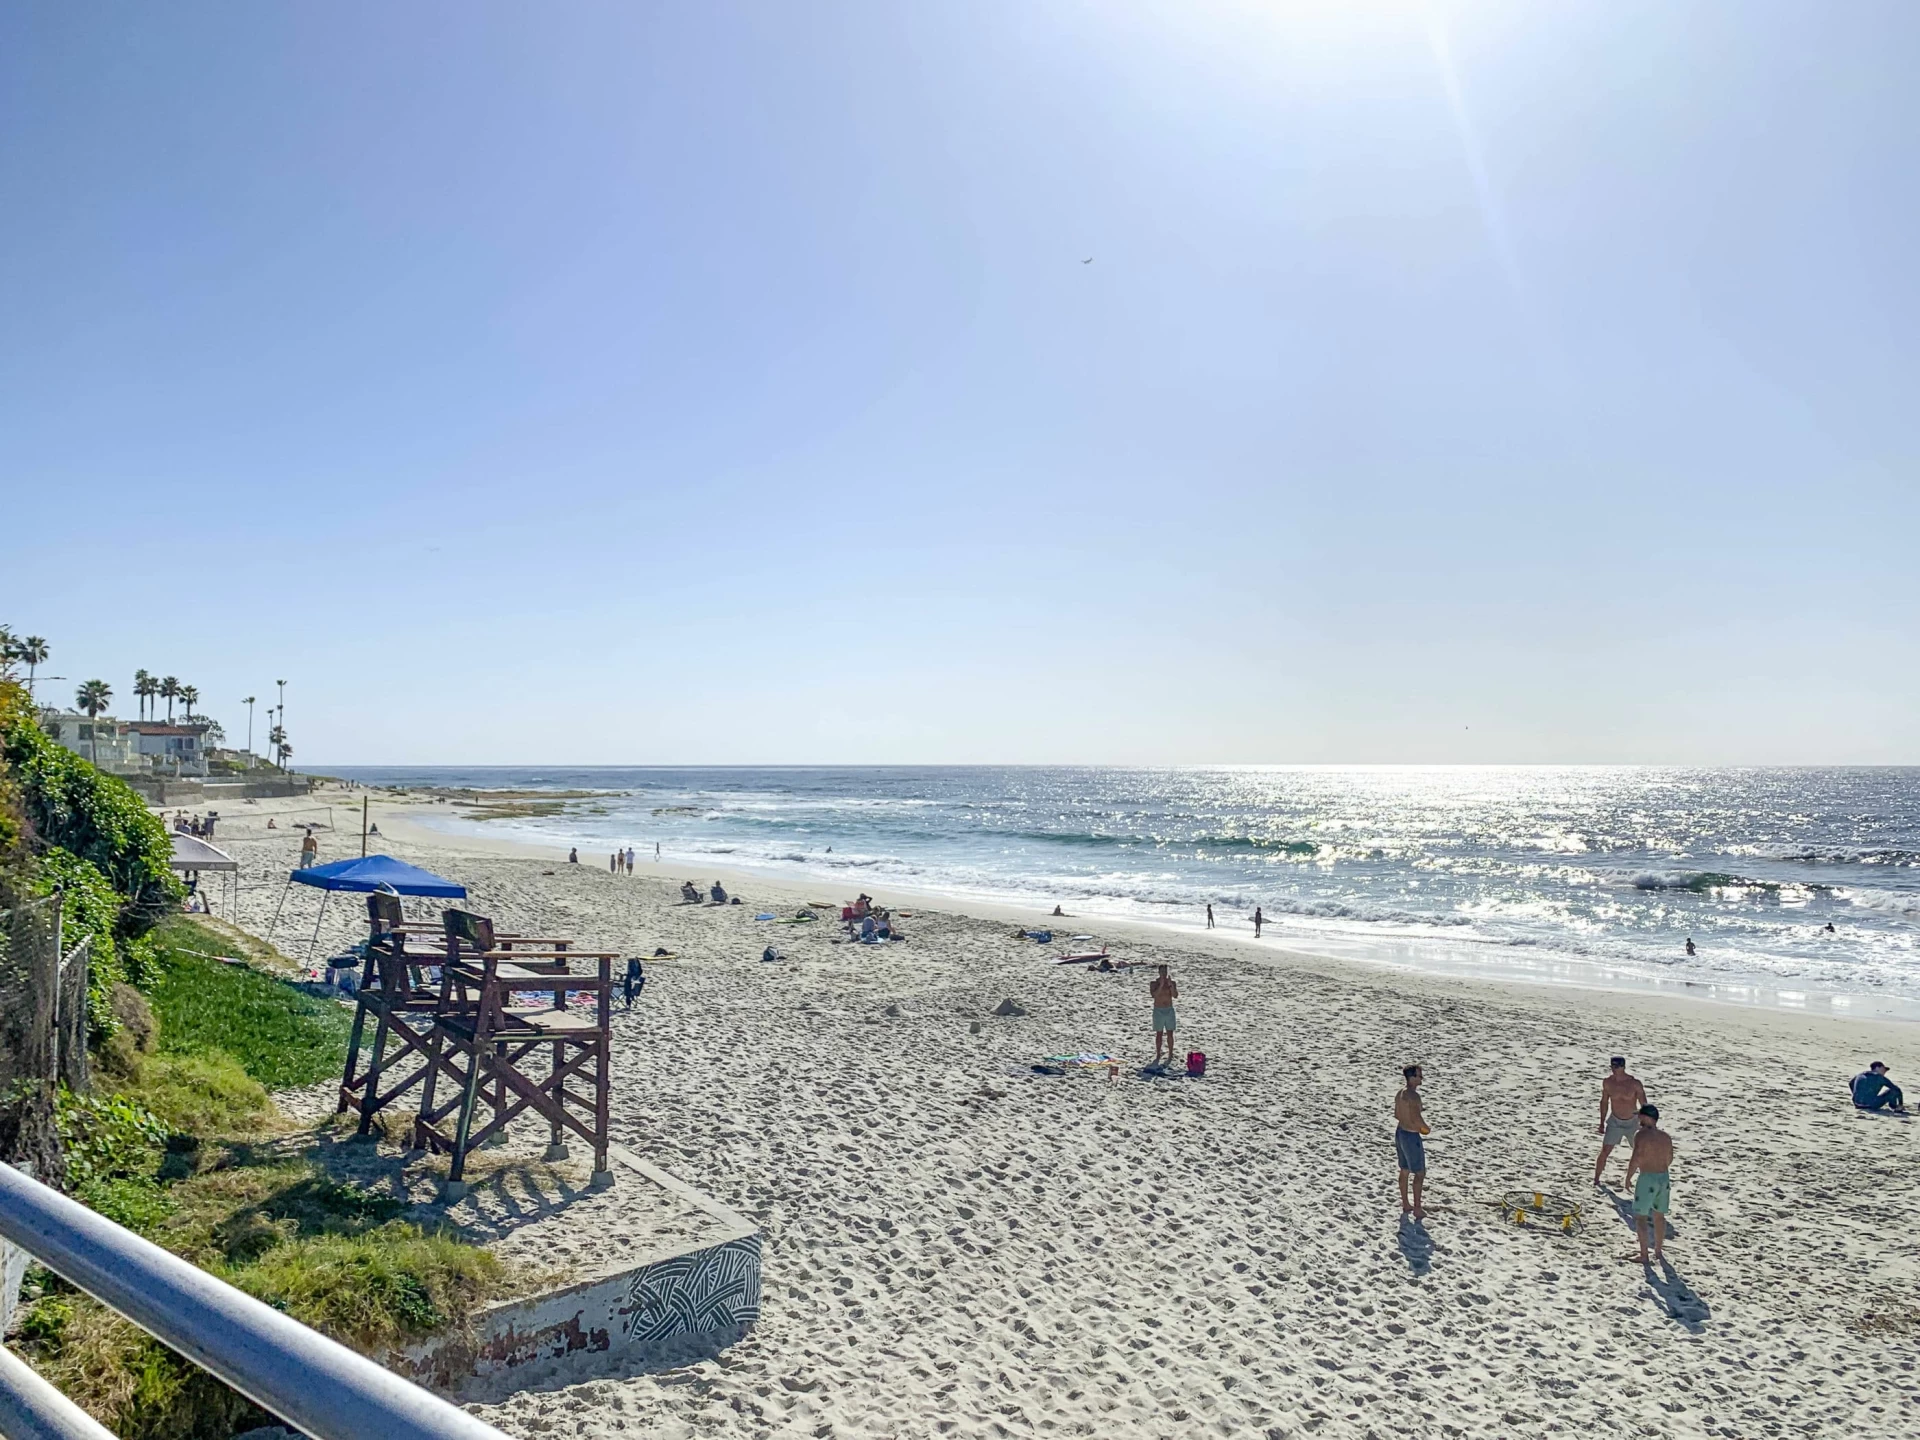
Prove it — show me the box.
[0,1164,511,1440]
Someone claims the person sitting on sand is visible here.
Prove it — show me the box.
[1052,905,1066,917]
[1852,1061,1907,1113]
[568,848,578,864]
[1395,1064,1430,1219]
[1149,964,1179,1064]
[681,881,700,903]
[710,881,728,904]
[1594,1056,1648,1185]
[1624,1104,1675,1265]
[266,817,276,828]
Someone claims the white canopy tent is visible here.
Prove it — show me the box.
[168,833,239,921]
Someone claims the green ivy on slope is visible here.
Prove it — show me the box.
[0,682,181,934]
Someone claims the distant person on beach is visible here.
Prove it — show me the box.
[1149,964,1179,1063]
[655,842,660,861]
[1395,1065,1429,1219]
[711,881,728,904]
[610,852,617,873]
[1253,906,1264,939]
[568,848,578,864]
[1594,1056,1648,1185]
[626,846,636,873]
[1205,903,1214,930]
[1684,937,1696,956]
[299,831,318,869]
[1624,1104,1675,1264]
[1852,1062,1906,1113]
[1052,905,1066,917]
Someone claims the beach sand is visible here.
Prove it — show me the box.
[185,788,1920,1439]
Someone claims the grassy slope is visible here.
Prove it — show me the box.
[144,916,355,1089]
[15,920,504,1439]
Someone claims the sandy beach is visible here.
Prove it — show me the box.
[183,786,1920,1439]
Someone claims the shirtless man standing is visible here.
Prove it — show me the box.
[1594,1056,1648,1185]
[1394,1064,1430,1219]
[1623,1104,1676,1265]
[1149,964,1179,1065]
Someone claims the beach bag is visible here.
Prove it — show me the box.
[1186,1051,1207,1078]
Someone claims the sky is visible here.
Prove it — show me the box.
[2,0,1915,766]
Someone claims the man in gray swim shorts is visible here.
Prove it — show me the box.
[1594,1056,1648,1186]
[1150,964,1179,1065]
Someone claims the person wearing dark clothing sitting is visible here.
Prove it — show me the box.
[623,956,644,1010]
[1852,1062,1906,1113]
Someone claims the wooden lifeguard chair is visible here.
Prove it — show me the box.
[337,890,456,1134]
[410,909,618,1198]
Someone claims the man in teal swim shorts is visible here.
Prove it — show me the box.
[1623,1103,1675,1265]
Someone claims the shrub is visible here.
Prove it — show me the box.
[0,697,180,933]
[233,1222,505,1349]
[34,847,127,1034]
[120,1051,276,1137]
[53,1087,170,1189]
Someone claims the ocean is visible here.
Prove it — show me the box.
[328,765,1920,1019]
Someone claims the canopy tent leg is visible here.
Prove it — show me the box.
[306,891,332,963]
[267,880,292,940]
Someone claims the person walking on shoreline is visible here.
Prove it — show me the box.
[1205,903,1214,930]
[1395,1064,1430,1219]
[1253,906,1264,939]
[1150,964,1179,1065]
[1594,1056,1648,1185]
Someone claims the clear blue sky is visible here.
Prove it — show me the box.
[3,1,1914,764]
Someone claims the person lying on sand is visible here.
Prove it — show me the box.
[1852,1062,1907,1113]
[1624,1104,1675,1265]
[1395,1065,1430,1219]
[1150,965,1179,1063]
[1594,1056,1648,1185]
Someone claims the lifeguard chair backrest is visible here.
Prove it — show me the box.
[443,908,496,953]
[367,891,405,930]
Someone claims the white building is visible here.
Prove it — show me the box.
[40,712,144,773]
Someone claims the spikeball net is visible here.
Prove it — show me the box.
[1492,1189,1586,1236]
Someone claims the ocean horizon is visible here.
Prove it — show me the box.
[319,763,1920,1020]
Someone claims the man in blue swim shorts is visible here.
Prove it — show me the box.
[1624,1103,1675,1265]
[1394,1064,1430,1219]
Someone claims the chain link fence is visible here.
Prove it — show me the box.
[0,891,91,1184]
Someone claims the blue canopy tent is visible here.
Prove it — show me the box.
[267,854,468,960]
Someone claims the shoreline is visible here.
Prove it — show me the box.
[374,797,1920,1028]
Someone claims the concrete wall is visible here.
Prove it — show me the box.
[396,1146,762,1400]
[398,1233,762,1398]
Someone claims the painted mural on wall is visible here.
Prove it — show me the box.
[621,1234,762,1347]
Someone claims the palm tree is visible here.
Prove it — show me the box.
[160,676,180,722]
[74,679,112,764]
[179,684,199,719]
[133,669,153,719]
[268,724,287,769]
[18,636,48,695]
[244,696,257,755]
[0,626,18,679]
